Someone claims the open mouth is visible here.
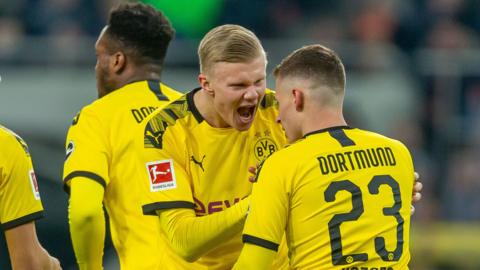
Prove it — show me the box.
[238,105,256,123]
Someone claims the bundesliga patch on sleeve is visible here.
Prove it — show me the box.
[29,170,41,200]
[146,160,176,192]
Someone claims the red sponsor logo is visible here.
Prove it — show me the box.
[194,196,244,215]
[146,160,176,191]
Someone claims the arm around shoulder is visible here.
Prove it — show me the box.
[158,198,250,262]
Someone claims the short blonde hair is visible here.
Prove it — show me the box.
[198,24,265,74]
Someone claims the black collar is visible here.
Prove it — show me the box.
[186,87,204,123]
[303,126,353,138]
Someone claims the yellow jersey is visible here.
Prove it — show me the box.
[0,125,44,231]
[140,88,288,269]
[244,126,414,270]
[63,80,181,269]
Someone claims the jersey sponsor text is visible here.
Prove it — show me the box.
[194,196,243,215]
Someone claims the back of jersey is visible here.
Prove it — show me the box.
[63,81,182,269]
[244,126,414,270]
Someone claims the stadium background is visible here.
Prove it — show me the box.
[1,0,480,269]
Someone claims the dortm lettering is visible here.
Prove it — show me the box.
[131,106,157,123]
[318,147,397,175]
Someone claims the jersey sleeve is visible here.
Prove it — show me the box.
[242,155,289,251]
[140,121,195,215]
[0,135,44,231]
[63,107,110,192]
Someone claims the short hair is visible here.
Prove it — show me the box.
[198,24,265,74]
[106,3,174,64]
[274,44,346,94]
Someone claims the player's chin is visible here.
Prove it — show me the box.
[234,121,254,131]
[234,117,255,131]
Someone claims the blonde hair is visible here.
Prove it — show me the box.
[198,24,265,74]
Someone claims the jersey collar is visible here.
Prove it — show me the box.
[187,87,204,123]
[303,126,353,138]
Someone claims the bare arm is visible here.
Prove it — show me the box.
[5,222,61,270]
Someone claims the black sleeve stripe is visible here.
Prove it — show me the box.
[148,80,169,101]
[142,201,195,216]
[1,211,44,231]
[242,234,279,251]
[328,128,356,147]
[63,171,107,194]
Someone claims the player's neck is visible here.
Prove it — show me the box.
[127,70,162,84]
[118,65,163,88]
[302,108,347,136]
[193,89,230,128]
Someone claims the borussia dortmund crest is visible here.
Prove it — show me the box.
[253,136,278,161]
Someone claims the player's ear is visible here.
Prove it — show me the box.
[111,51,126,74]
[292,89,304,111]
[199,73,214,97]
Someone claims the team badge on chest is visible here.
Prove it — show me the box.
[253,133,278,161]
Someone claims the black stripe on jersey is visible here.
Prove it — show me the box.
[243,234,279,251]
[144,95,190,149]
[171,99,186,105]
[187,88,204,123]
[260,91,277,109]
[253,159,266,183]
[328,128,356,147]
[142,201,195,216]
[72,110,81,126]
[164,108,179,121]
[1,210,44,231]
[148,80,169,101]
[304,126,354,142]
[13,133,30,156]
[63,171,107,194]
[1,126,31,156]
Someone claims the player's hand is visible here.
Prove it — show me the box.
[411,172,423,215]
[248,163,260,183]
[48,256,62,270]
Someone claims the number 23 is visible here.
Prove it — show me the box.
[324,175,404,265]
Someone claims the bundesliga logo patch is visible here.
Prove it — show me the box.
[29,170,41,200]
[146,160,176,192]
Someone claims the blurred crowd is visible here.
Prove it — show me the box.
[1,0,480,222]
